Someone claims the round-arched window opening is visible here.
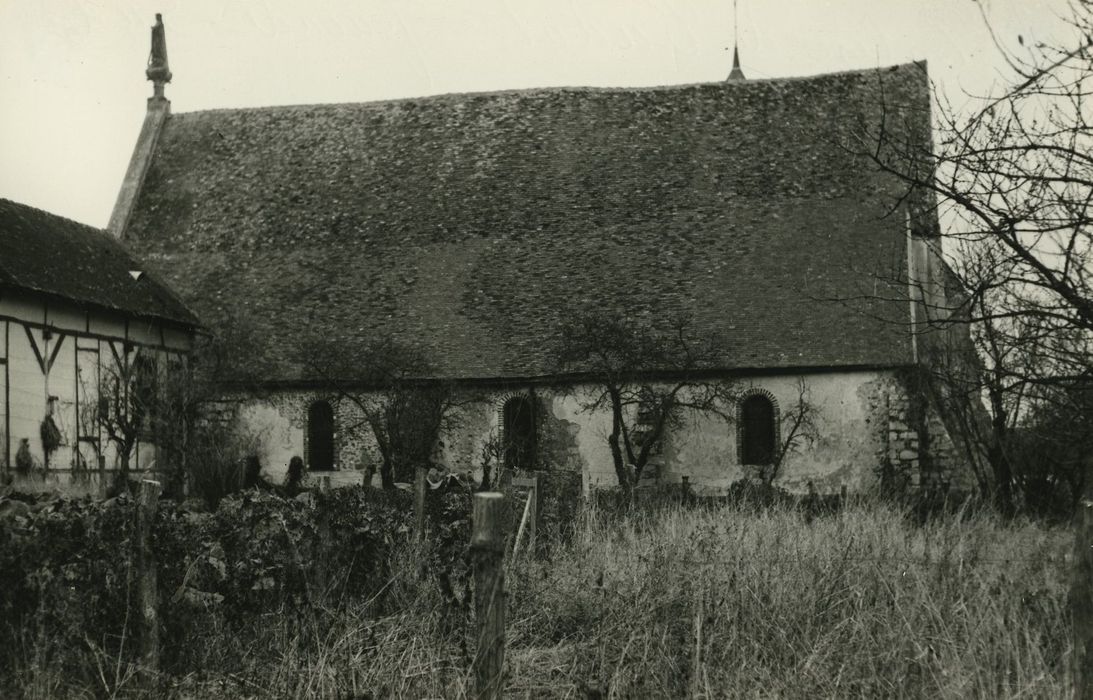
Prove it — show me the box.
[740,394,776,465]
[307,401,335,471]
[502,395,538,470]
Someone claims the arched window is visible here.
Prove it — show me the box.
[307,401,335,471]
[740,394,776,465]
[502,395,538,470]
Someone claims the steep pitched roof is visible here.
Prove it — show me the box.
[0,198,200,328]
[123,62,932,382]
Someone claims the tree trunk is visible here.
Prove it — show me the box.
[986,386,1016,517]
[607,400,631,489]
[988,411,1015,517]
[988,443,1016,517]
[380,457,395,490]
[608,429,629,488]
[606,387,634,489]
[371,421,396,489]
[110,446,133,497]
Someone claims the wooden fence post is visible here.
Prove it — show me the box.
[471,492,505,699]
[415,465,427,541]
[1072,485,1093,700]
[527,477,537,553]
[135,479,161,678]
[511,476,538,558]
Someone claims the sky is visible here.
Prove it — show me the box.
[0,0,1076,228]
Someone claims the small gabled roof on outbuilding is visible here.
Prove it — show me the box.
[0,198,200,328]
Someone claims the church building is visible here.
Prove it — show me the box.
[110,16,975,494]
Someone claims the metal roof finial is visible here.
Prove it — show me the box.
[727,0,746,81]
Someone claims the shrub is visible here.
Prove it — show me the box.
[184,420,265,509]
[0,485,421,682]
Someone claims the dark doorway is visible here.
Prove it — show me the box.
[740,394,776,465]
[307,400,335,470]
[502,395,538,470]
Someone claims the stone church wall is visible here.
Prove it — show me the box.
[229,368,974,496]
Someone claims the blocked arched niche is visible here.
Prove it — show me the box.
[496,390,541,470]
[736,387,781,466]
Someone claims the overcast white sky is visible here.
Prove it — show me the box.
[0,0,1075,228]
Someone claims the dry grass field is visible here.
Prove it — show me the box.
[12,496,1074,699]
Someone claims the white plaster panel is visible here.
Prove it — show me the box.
[87,313,127,340]
[127,320,162,346]
[0,293,45,323]
[44,335,77,470]
[45,304,86,334]
[7,323,46,466]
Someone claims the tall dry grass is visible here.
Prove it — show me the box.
[506,499,1072,698]
[11,498,1074,699]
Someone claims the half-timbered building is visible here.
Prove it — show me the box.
[0,198,200,494]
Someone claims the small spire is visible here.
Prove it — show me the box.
[727,45,746,81]
[726,0,745,81]
[146,13,172,98]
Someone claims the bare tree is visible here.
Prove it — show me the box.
[554,311,738,489]
[1010,368,1093,515]
[76,310,270,500]
[759,378,820,487]
[865,3,1092,335]
[299,337,470,489]
[79,345,173,493]
[854,3,1093,511]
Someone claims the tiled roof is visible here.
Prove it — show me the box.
[0,198,200,328]
[123,62,932,382]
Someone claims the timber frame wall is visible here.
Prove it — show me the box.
[0,287,193,474]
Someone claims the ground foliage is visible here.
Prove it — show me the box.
[0,485,436,685]
[0,486,1075,698]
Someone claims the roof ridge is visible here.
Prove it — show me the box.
[169,60,928,118]
[0,197,104,233]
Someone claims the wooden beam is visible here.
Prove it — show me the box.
[23,325,46,374]
[46,332,66,373]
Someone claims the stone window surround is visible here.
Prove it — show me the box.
[495,389,540,469]
[735,386,781,466]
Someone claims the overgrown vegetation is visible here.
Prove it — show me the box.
[0,487,423,692]
[0,489,1072,698]
[859,2,1093,517]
